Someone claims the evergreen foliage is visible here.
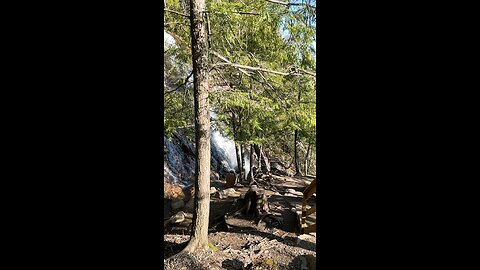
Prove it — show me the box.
[164,0,316,175]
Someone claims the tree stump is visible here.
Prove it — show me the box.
[225,172,236,188]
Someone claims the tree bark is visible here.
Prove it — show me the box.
[183,0,210,253]
[294,84,302,176]
[253,144,261,169]
[240,144,245,181]
[235,143,242,176]
[232,113,243,181]
[260,147,271,175]
[248,144,254,183]
[294,130,302,176]
[304,137,312,176]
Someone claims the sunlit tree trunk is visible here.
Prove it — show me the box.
[240,144,245,181]
[294,130,302,176]
[248,144,254,183]
[232,112,242,180]
[183,0,210,253]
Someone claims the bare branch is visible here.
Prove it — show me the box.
[298,68,316,77]
[164,71,194,94]
[231,11,261,16]
[211,51,295,76]
[264,0,289,5]
[238,68,252,77]
[211,51,316,77]
[206,10,261,16]
[164,8,189,18]
[267,0,317,8]
[264,0,316,9]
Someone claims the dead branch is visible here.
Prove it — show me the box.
[211,51,316,77]
[164,71,193,94]
[231,11,261,16]
[264,0,316,9]
[164,8,189,18]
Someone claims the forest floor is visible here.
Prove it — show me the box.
[164,175,317,270]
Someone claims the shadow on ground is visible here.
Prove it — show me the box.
[164,251,208,270]
[221,259,244,270]
[226,224,316,252]
[164,240,188,259]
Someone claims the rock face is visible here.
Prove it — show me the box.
[164,128,240,189]
[164,181,186,200]
[164,131,196,189]
[270,159,291,176]
[171,199,185,211]
[184,198,194,213]
[164,199,172,220]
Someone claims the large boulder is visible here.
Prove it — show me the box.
[171,199,185,211]
[164,181,185,200]
[163,199,172,219]
[184,198,194,213]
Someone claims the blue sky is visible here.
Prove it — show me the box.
[279,0,317,57]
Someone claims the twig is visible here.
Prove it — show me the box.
[211,51,315,77]
[164,71,194,94]
[264,0,316,9]
[298,68,316,77]
[231,11,261,16]
[164,8,189,18]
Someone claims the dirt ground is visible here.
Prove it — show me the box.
[164,175,317,270]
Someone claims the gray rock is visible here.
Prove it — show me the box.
[219,188,241,199]
[171,199,185,211]
[286,188,303,196]
[184,199,194,212]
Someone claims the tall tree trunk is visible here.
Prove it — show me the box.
[240,144,245,182]
[248,144,254,183]
[261,147,271,175]
[294,85,302,176]
[183,0,210,253]
[252,144,262,177]
[235,143,242,180]
[253,144,261,168]
[254,145,270,175]
[232,113,242,180]
[304,137,312,176]
[294,130,302,176]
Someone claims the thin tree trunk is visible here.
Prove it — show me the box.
[294,85,302,176]
[258,146,262,173]
[248,144,254,183]
[254,144,261,168]
[235,143,242,180]
[294,130,302,176]
[260,147,270,175]
[304,137,312,176]
[232,112,242,180]
[183,0,210,253]
[240,144,245,182]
